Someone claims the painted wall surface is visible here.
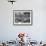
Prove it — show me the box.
[0,0,46,41]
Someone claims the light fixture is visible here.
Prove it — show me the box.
[8,0,16,4]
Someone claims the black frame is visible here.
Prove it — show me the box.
[13,10,33,26]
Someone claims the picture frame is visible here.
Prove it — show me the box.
[13,10,33,26]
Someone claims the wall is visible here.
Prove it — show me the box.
[0,0,46,42]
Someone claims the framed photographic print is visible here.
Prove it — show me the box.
[13,10,32,25]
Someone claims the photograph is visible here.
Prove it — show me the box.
[13,10,32,25]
